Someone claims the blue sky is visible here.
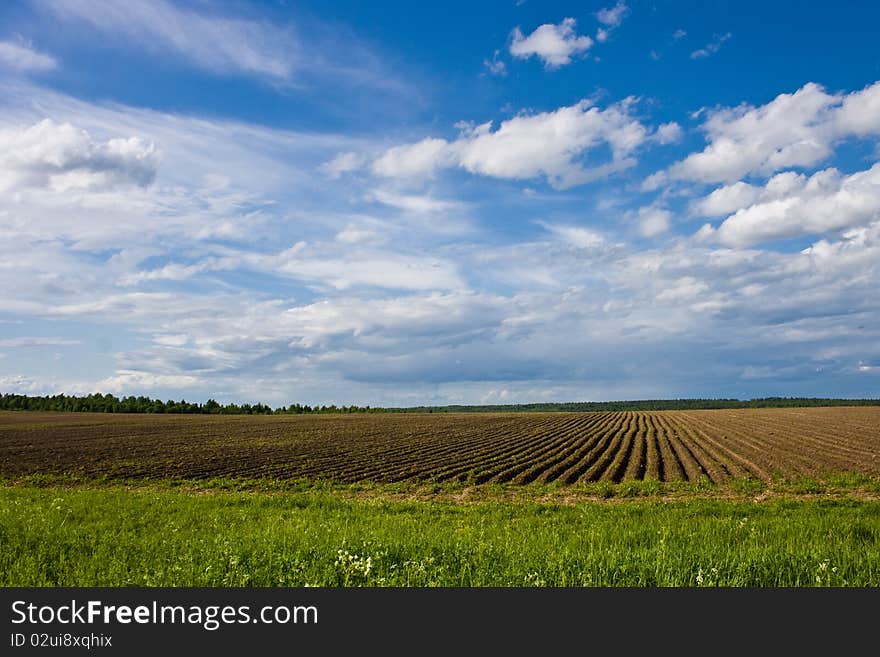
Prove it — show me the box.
[1,0,879,405]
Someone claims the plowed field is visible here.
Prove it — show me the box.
[1,408,878,484]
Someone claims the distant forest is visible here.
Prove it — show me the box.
[1,392,879,415]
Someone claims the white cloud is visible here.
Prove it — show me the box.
[7,217,880,402]
[0,81,484,379]
[40,0,296,80]
[97,369,202,394]
[0,81,375,252]
[692,181,761,216]
[835,81,880,136]
[453,106,643,187]
[0,374,55,394]
[653,122,683,144]
[118,261,222,286]
[335,225,380,244]
[4,74,880,403]
[117,241,465,292]
[10,80,367,190]
[0,119,159,193]
[509,18,593,69]
[537,221,605,248]
[372,137,452,178]
[655,276,709,302]
[271,247,464,291]
[690,32,731,59]
[692,171,811,217]
[483,49,507,76]
[368,189,460,214]
[0,40,58,73]
[706,164,880,246]
[318,151,364,178]
[0,337,81,347]
[640,170,668,192]
[277,292,508,350]
[673,29,687,40]
[73,291,515,387]
[636,206,672,238]
[152,334,188,347]
[666,81,880,184]
[597,3,628,27]
[373,99,648,189]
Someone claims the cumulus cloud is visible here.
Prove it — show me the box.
[509,18,593,69]
[280,292,508,350]
[593,5,630,48]
[653,122,683,144]
[701,164,880,246]
[4,74,879,404]
[0,40,58,73]
[691,171,809,217]
[8,217,880,402]
[636,206,672,238]
[0,374,55,394]
[372,137,451,179]
[690,32,731,59]
[96,291,514,385]
[655,276,709,303]
[0,119,158,193]
[372,99,648,189]
[0,81,376,251]
[597,2,628,27]
[666,81,880,184]
[97,369,203,394]
[161,224,880,393]
[835,80,880,136]
[692,180,761,217]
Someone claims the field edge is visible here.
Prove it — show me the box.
[3,470,879,503]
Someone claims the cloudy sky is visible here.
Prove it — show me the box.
[1,0,879,406]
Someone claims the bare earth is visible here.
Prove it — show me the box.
[1,407,878,484]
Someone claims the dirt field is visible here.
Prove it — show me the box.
[1,407,878,484]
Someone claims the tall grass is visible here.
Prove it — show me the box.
[2,485,878,586]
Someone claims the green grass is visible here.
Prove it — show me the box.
[5,471,880,497]
[1,483,878,586]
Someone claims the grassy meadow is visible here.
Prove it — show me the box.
[1,478,879,587]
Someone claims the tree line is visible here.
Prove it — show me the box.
[393,398,880,412]
[0,392,878,415]
[0,393,380,415]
